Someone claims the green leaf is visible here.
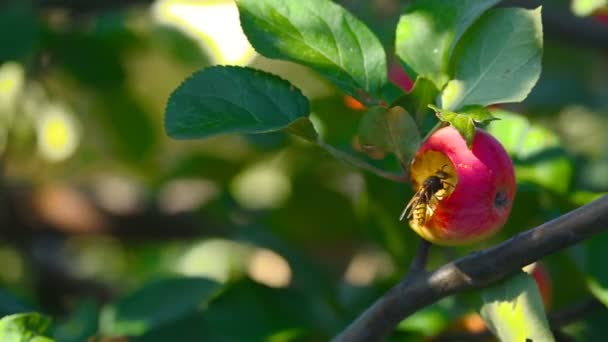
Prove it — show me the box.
[430,104,497,148]
[440,7,543,111]
[480,272,554,342]
[0,313,54,342]
[391,77,439,123]
[99,276,221,337]
[237,0,387,102]
[358,106,421,164]
[395,0,500,89]
[586,231,608,308]
[165,66,310,139]
[572,0,607,16]
[458,105,499,124]
[284,117,319,142]
[199,279,322,341]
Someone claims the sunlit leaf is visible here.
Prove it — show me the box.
[237,0,387,102]
[165,66,309,139]
[395,0,500,88]
[441,7,543,111]
[480,272,554,342]
[0,313,54,342]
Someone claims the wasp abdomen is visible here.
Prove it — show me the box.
[412,203,428,225]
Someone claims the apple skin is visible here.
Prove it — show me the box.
[388,58,413,92]
[524,262,552,309]
[407,126,516,245]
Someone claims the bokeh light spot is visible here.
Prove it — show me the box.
[152,0,256,65]
[36,103,80,162]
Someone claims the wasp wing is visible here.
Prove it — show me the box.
[400,189,425,221]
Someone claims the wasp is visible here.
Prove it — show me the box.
[400,165,454,226]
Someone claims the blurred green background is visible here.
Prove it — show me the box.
[0,0,607,341]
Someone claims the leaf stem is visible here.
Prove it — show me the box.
[317,140,408,183]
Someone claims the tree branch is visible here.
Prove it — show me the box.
[334,195,608,341]
[405,239,431,277]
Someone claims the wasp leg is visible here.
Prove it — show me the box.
[443,181,455,189]
[434,188,447,201]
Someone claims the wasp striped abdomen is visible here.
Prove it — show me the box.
[400,165,454,226]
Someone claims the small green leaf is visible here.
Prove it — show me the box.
[283,117,319,142]
[100,277,221,337]
[392,77,439,123]
[586,231,608,308]
[358,106,421,164]
[458,105,499,124]
[165,66,309,139]
[440,7,543,111]
[237,0,387,102]
[572,0,607,16]
[430,104,493,148]
[480,272,554,342]
[395,0,500,89]
[0,313,54,342]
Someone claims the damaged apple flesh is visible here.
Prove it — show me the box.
[408,126,516,246]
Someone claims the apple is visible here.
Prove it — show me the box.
[523,261,552,309]
[406,126,516,245]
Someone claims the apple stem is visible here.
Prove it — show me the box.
[406,239,431,277]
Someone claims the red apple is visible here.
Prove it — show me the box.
[524,262,552,309]
[406,126,516,245]
[388,58,414,92]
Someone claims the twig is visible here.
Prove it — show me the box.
[333,195,608,341]
[406,239,431,277]
[317,140,408,183]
